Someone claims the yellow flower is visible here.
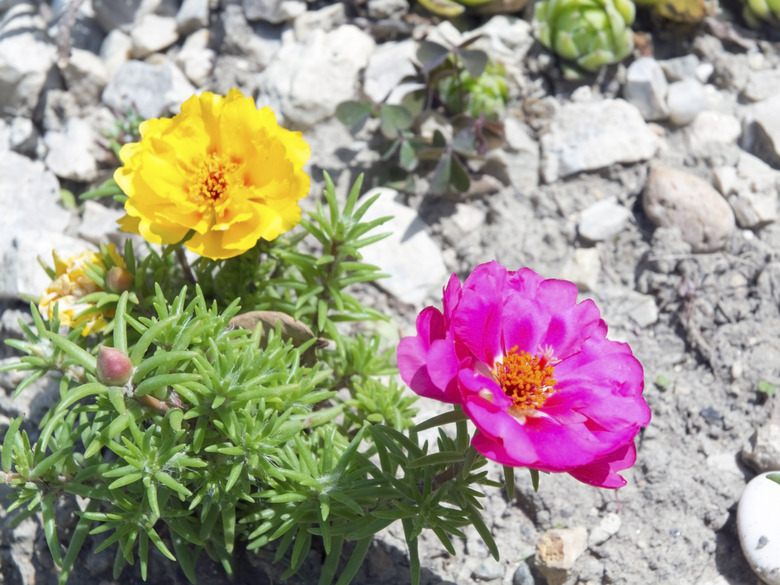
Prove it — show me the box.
[38,245,126,336]
[114,89,311,260]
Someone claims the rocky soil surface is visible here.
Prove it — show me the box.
[2,0,780,584]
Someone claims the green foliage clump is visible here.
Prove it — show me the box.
[337,36,507,197]
[0,175,500,585]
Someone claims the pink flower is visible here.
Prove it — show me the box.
[397,261,651,489]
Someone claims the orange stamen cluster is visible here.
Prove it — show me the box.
[191,155,234,203]
[493,346,558,410]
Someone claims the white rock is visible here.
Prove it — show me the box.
[61,48,109,107]
[643,166,735,253]
[102,60,196,119]
[9,117,37,155]
[363,38,417,104]
[359,188,447,306]
[578,197,631,242]
[589,513,621,547]
[367,0,409,19]
[44,118,99,182]
[742,424,780,473]
[540,99,659,183]
[100,29,133,79]
[451,204,486,234]
[750,94,780,168]
[624,291,659,328]
[715,151,780,228]
[257,25,375,129]
[131,14,179,58]
[92,0,171,32]
[658,54,700,81]
[0,22,56,118]
[738,472,780,585]
[176,0,209,34]
[623,58,669,121]
[535,527,588,585]
[293,3,346,40]
[744,69,780,103]
[684,111,741,156]
[666,79,707,126]
[176,29,215,87]
[243,0,306,23]
[78,201,127,246]
[559,248,601,292]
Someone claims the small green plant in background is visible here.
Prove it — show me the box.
[105,107,145,158]
[337,35,507,197]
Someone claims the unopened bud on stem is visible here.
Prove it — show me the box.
[96,346,133,386]
[105,266,133,293]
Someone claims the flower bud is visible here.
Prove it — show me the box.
[96,346,133,386]
[105,266,134,293]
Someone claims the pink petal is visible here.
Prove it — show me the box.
[567,442,638,488]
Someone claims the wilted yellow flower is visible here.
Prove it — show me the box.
[38,245,126,336]
[114,89,311,260]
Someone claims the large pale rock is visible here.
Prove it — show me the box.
[714,151,779,228]
[643,166,735,252]
[738,472,780,585]
[92,0,176,32]
[744,69,780,103]
[359,188,447,306]
[535,527,588,585]
[0,11,56,118]
[293,2,346,40]
[44,118,99,182]
[256,25,375,129]
[176,29,215,87]
[540,99,659,183]
[363,38,417,104]
[61,48,109,107]
[684,111,741,157]
[623,57,669,121]
[243,0,306,23]
[666,79,707,126]
[100,29,133,79]
[750,94,780,168]
[176,0,210,34]
[131,14,179,57]
[0,152,86,298]
[102,60,195,119]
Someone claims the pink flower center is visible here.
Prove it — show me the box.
[493,346,558,411]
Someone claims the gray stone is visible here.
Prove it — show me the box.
[643,166,735,253]
[243,0,306,23]
[684,110,741,157]
[60,48,109,107]
[102,60,196,119]
[666,79,707,126]
[540,99,659,183]
[744,68,780,103]
[715,151,780,229]
[364,38,417,104]
[176,0,210,34]
[131,14,179,58]
[560,248,601,292]
[92,0,175,32]
[176,29,216,87]
[359,187,447,306]
[213,5,282,69]
[257,25,375,129]
[623,57,669,121]
[9,117,37,156]
[589,513,621,547]
[0,14,56,118]
[293,3,347,41]
[742,423,780,472]
[44,118,98,182]
[512,561,535,585]
[472,558,505,581]
[100,29,133,79]
[624,291,659,328]
[367,0,409,19]
[750,94,780,168]
[578,197,632,242]
[658,54,700,81]
[78,201,127,247]
[535,527,588,585]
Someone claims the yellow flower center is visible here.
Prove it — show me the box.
[190,155,238,204]
[492,346,558,411]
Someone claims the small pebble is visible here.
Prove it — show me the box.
[473,558,505,581]
[738,472,780,584]
[666,79,707,126]
[512,561,535,585]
